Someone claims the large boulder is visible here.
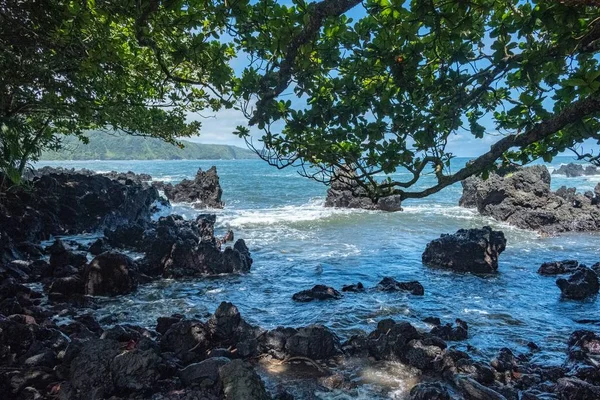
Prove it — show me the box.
[460,165,600,233]
[553,163,598,177]
[163,166,224,209]
[219,359,270,400]
[556,267,599,300]
[82,252,137,296]
[284,325,341,359]
[422,226,506,273]
[324,167,402,211]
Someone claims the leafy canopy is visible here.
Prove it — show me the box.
[233,0,600,199]
[0,0,237,181]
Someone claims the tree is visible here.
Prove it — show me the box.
[234,0,600,201]
[0,0,239,183]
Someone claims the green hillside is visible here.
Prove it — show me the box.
[41,131,257,160]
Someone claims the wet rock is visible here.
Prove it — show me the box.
[409,382,452,400]
[405,338,446,370]
[258,327,298,359]
[179,357,231,387]
[285,325,341,359]
[423,317,442,326]
[538,260,579,275]
[82,251,137,296]
[1,261,30,282]
[65,339,120,398]
[105,223,146,249]
[422,226,506,273]
[556,377,600,399]
[48,240,87,273]
[491,348,519,373]
[556,267,599,300]
[48,275,84,296]
[88,238,111,256]
[454,374,508,400]
[366,319,421,361]
[430,319,468,341]
[341,282,364,292]
[219,359,270,400]
[460,165,600,233]
[376,277,424,295]
[292,285,342,302]
[553,163,598,177]
[324,167,402,211]
[160,320,210,364]
[156,315,184,335]
[111,348,163,391]
[163,167,224,209]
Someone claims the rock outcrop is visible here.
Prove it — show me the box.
[83,252,138,296]
[556,267,599,300]
[460,165,600,233]
[553,162,598,177]
[324,168,402,211]
[163,166,224,208]
[292,285,342,302]
[422,226,506,273]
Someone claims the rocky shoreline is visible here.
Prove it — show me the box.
[1,167,599,399]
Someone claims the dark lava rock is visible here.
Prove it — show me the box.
[430,319,468,341]
[422,226,506,273]
[219,359,270,400]
[88,238,111,256]
[156,315,184,335]
[405,338,446,370]
[292,285,342,302]
[83,251,137,296]
[460,165,600,233]
[365,319,422,361]
[285,325,341,359]
[553,163,598,177]
[341,282,365,292]
[376,277,424,295]
[491,348,519,372]
[538,260,579,275]
[111,348,162,391]
[324,167,402,211]
[48,240,87,273]
[163,166,224,209]
[556,267,599,300]
[160,320,211,363]
[48,275,84,296]
[556,377,600,399]
[423,317,442,326]
[409,382,452,400]
[179,357,231,387]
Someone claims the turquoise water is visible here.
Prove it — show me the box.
[36,157,600,398]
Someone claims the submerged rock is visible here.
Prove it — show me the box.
[292,285,342,302]
[341,282,365,292]
[376,277,424,295]
[422,226,506,273]
[556,267,599,300]
[163,166,224,209]
[324,167,402,211]
[460,165,600,233]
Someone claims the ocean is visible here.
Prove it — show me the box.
[35,157,600,398]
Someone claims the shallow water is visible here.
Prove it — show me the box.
[36,157,600,398]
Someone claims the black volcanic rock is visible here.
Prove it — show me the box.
[292,285,342,302]
[538,260,579,275]
[376,277,424,295]
[324,167,402,211]
[460,165,600,233]
[83,252,137,296]
[556,267,599,300]
[163,166,224,209]
[422,226,506,273]
[553,163,598,177]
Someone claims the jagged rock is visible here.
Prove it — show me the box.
[111,348,162,391]
[163,167,224,209]
[405,338,446,370]
[88,238,111,256]
[324,167,402,211]
[460,166,600,233]
[179,357,231,387]
[292,285,342,302]
[376,277,424,295]
[409,382,452,400]
[160,320,211,364]
[556,377,600,399]
[82,252,137,296]
[422,226,506,273]
[538,260,579,275]
[553,163,598,177]
[219,359,270,400]
[430,319,468,341]
[365,319,421,361]
[285,325,341,359]
[48,275,84,296]
[48,240,87,274]
[556,267,599,300]
[156,315,184,335]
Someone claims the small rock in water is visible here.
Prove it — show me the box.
[556,267,599,300]
[422,226,506,273]
[292,285,342,302]
[430,319,468,341]
[538,260,579,275]
[376,277,424,295]
[163,166,224,209]
[83,251,137,296]
[341,282,364,292]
